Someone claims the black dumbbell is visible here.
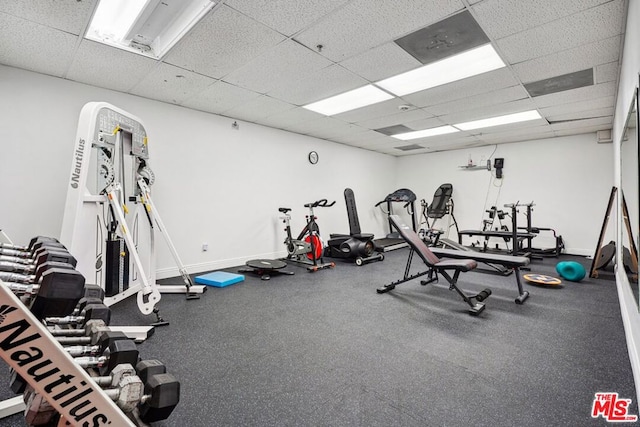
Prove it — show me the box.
[13,268,86,320]
[138,372,181,423]
[73,339,140,376]
[0,260,76,285]
[0,236,64,257]
[45,303,112,328]
[9,331,130,394]
[0,246,76,271]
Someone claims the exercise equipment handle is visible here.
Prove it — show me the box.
[304,199,336,208]
[374,200,385,207]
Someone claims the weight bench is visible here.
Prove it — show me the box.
[377,215,491,316]
[429,247,530,304]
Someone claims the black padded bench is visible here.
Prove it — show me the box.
[429,247,530,304]
[377,215,492,315]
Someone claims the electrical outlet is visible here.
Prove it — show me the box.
[202,243,208,251]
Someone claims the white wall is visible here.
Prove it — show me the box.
[613,0,640,404]
[0,65,396,277]
[396,135,614,255]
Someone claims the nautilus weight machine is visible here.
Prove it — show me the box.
[60,102,205,328]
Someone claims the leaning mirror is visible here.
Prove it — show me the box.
[620,84,638,306]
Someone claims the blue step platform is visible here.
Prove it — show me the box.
[195,271,245,288]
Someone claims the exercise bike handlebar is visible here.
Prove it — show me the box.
[304,199,336,208]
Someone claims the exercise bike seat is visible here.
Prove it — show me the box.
[278,207,291,213]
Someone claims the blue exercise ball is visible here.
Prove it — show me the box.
[556,261,586,282]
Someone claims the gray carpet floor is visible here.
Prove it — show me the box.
[0,249,637,426]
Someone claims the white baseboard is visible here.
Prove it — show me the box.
[155,250,287,280]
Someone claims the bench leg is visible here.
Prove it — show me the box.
[514,267,530,304]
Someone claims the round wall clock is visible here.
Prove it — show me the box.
[308,151,319,164]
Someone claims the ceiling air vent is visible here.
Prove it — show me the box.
[394,10,490,65]
[524,69,594,97]
[374,125,414,136]
[395,144,424,151]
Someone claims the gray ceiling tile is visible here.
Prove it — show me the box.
[0,13,78,77]
[401,68,518,108]
[0,0,96,34]
[595,61,620,84]
[339,42,422,82]
[438,98,537,124]
[334,98,425,124]
[513,36,621,83]
[182,81,262,115]
[294,0,464,62]
[268,64,368,105]
[66,40,157,92]
[496,1,626,64]
[223,39,333,94]
[539,95,615,117]
[550,116,612,132]
[473,0,611,40]
[354,108,434,130]
[164,5,286,79]
[546,107,613,123]
[532,81,616,108]
[130,63,217,105]
[223,95,296,122]
[224,0,351,37]
[424,85,529,116]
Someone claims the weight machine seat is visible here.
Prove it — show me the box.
[389,215,477,273]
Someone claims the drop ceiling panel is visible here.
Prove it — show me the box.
[0,13,77,78]
[66,40,157,92]
[549,116,612,132]
[402,116,450,131]
[496,1,626,64]
[284,117,363,139]
[424,85,529,116]
[130,64,217,105]
[335,98,428,124]
[181,81,262,115]
[595,61,620,84]
[223,40,333,94]
[437,98,537,124]
[164,5,286,79]
[222,95,296,122]
[401,67,518,108]
[294,0,464,62]
[513,36,620,83]
[472,0,610,40]
[256,107,323,130]
[532,81,615,108]
[553,127,605,137]
[353,108,434,130]
[332,130,391,146]
[546,106,613,123]
[539,95,614,118]
[224,0,351,37]
[473,123,554,141]
[339,42,422,82]
[267,64,369,105]
[0,0,96,34]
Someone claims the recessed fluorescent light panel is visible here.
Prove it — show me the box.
[86,0,215,59]
[376,44,506,96]
[454,110,542,131]
[303,85,394,116]
[392,125,459,140]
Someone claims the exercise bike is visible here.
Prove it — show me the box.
[281,199,336,272]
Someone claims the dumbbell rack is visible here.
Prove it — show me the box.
[0,281,140,426]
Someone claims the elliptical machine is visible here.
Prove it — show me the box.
[325,188,385,266]
[281,199,336,272]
